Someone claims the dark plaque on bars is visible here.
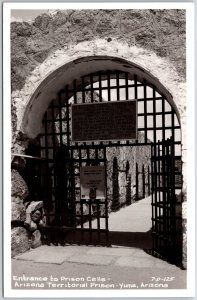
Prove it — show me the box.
[71,100,137,142]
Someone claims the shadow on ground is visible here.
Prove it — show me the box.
[109,230,152,249]
[42,228,152,250]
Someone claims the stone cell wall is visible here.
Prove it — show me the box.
[10,9,187,266]
[107,141,151,213]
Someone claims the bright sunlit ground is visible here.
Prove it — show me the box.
[83,196,152,232]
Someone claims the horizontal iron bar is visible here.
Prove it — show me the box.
[151,155,181,160]
[41,226,108,232]
[11,153,45,160]
[43,213,108,218]
[138,111,174,116]
[39,141,181,150]
[152,230,182,235]
[55,83,146,95]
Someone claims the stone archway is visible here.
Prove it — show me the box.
[22,54,181,139]
[11,41,187,268]
[12,40,187,188]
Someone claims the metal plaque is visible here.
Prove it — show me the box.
[71,100,137,142]
[80,166,106,200]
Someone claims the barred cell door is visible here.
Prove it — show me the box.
[40,143,109,247]
[35,68,182,251]
[151,138,182,264]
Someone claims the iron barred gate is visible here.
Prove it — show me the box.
[40,145,109,246]
[24,69,182,253]
[151,138,182,264]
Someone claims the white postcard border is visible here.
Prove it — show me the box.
[3,2,195,298]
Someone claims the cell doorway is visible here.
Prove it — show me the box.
[24,68,182,265]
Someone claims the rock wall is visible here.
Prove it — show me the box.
[11,9,186,92]
[11,158,45,257]
[107,140,151,212]
[11,162,30,257]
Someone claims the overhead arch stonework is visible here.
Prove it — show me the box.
[12,40,186,131]
[12,39,186,180]
[11,39,187,268]
[22,54,181,138]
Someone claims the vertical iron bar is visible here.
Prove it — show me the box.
[169,139,173,257]
[81,76,87,147]
[142,165,145,198]
[104,147,109,246]
[90,74,94,102]
[65,85,70,147]
[153,86,157,144]
[116,72,120,145]
[152,86,157,253]
[171,111,175,143]
[170,137,176,261]
[107,71,111,102]
[125,72,129,100]
[73,80,77,104]
[136,163,138,200]
[86,148,92,244]
[79,148,84,244]
[125,72,130,144]
[116,72,120,101]
[148,165,150,196]
[166,139,171,253]
[90,74,95,146]
[89,199,92,244]
[162,96,165,141]
[97,199,100,245]
[161,139,167,256]
[158,142,161,253]
[44,112,50,226]
[73,79,78,147]
[144,79,147,143]
[95,148,100,245]
[154,143,158,254]
[99,72,102,102]
[51,100,56,150]
[151,144,155,253]
[51,100,59,245]
[58,93,63,145]
[82,76,86,103]
[134,74,138,144]
[70,148,76,244]
[107,72,112,145]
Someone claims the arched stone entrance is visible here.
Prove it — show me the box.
[11,40,187,194]
[21,55,180,139]
[10,37,187,268]
[12,54,185,266]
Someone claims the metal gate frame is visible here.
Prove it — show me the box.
[27,70,183,250]
[151,138,182,264]
[39,145,109,246]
